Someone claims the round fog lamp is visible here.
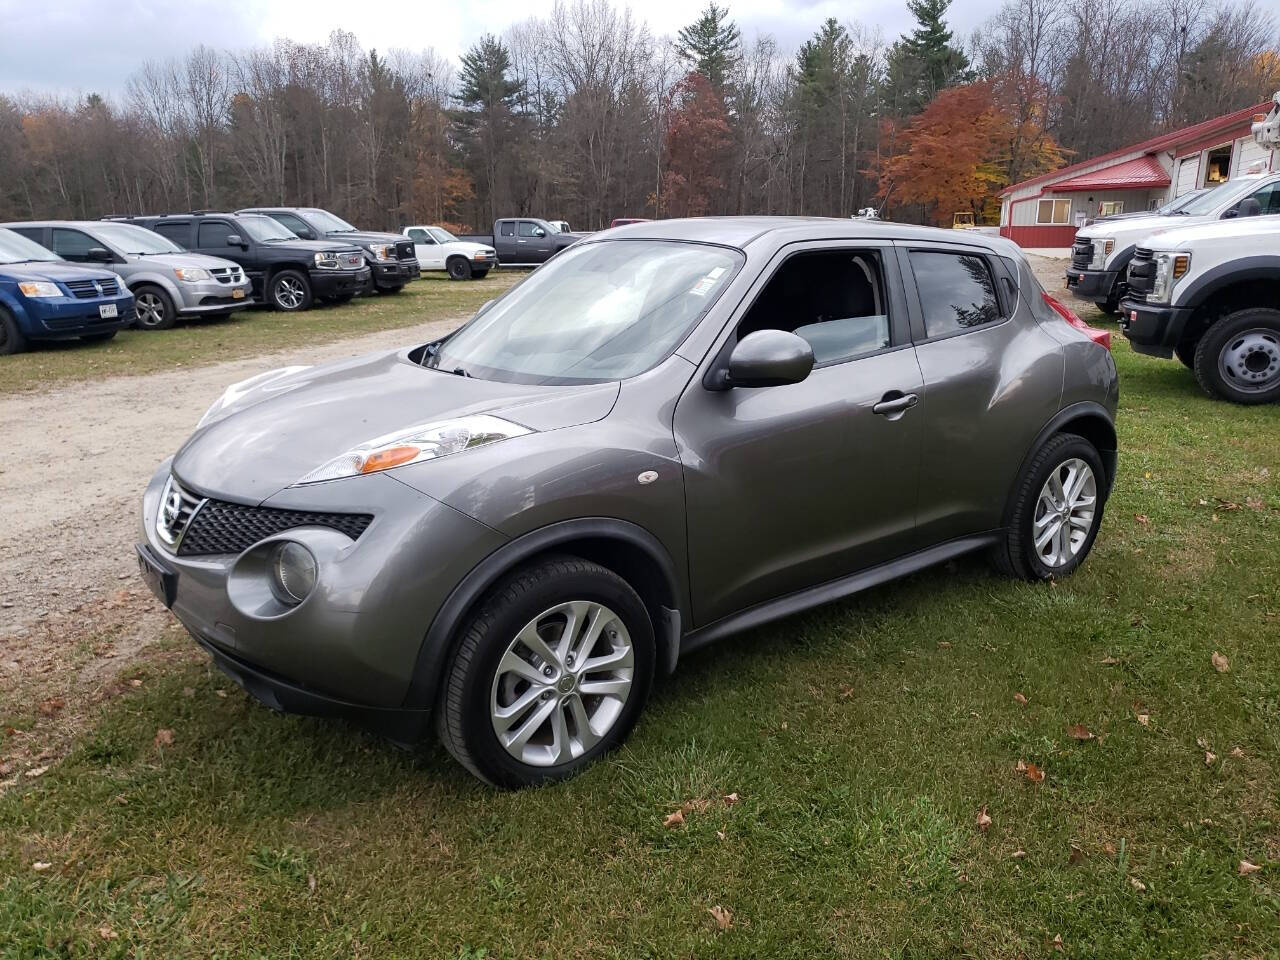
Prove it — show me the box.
[269,542,317,606]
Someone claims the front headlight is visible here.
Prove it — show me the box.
[1088,238,1115,269]
[369,243,396,261]
[17,281,61,298]
[174,267,210,282]
[314,252,341,269]
[198,365,311,427]
[1149,251,1191,303]
[296,415,532,485]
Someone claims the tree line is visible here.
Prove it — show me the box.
[1,0,1276,232]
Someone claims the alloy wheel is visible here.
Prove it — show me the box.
[1033,458,1097,568]
[489,600,635,767]
[275,277,305,309]
[135,291,165,328]
[1218,328,1280,394]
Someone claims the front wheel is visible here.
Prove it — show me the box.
[446,257,472,281]
[269,270,313,312]
[1193,308,1280,404]
[133,285,177,330]
[992,433,1107,581]
[438,557,655,788]
[0,307,29,355]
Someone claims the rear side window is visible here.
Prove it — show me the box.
[153,221,190,245]
[8,226,45,245]
[499,221,515,237]
[51,228,97,261]
[272,212,315,239]
[197,221,236,248]
[909,251,1002,338]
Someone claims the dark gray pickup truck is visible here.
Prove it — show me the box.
[459,218,581,266]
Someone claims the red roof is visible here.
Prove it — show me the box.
[1050,155,1171,192]
[1000,101,1270,197]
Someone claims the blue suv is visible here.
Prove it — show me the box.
[0,227,135,355]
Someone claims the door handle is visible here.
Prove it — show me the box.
[872,392,919,417]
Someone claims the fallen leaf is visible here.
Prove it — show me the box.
[1129,877,1146,892]
[1049,933,1065,952]
[1217,498,1241,511]
[937,641,952,650]
[1136,713,1150,727]
[1205,751,1217,766]
[1066,723,1095,741]
[708,905,733,931]
[722,792,740,806]
[1245,497,1264,511]
[1024,762,1045,784]
[1239,860,1262,875]
[716,830,727,841]
[1230,746,1245,758]
[976,806,992,833]
[1011,849,1027,859]
[1103,842,1117,856]
[0,760,13,776]
[1068,845,1085,865]
[1013,692,1028,706]
[153,728,175,748]
[1211,651,1230,673]
[662,809,685,829]
[98,926,118,941]
[1099,656,1121,665]
[215,689,228,698]
[1015,759,1027,772]
[128,679,143,688]
[1134,514,1150,525]
[26,765,48,778]
[37,698,65,717]
[307,873,316,893]
[32,861,51,872]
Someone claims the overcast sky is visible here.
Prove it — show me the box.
[1,0,1012,99]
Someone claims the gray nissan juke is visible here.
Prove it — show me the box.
[137,217,1119,788]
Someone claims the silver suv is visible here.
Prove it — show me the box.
[3,221,253,330]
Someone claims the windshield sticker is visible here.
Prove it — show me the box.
[689,266,727,296]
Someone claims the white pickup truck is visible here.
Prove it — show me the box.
[1119,215,1280,404]
[401,226,497,281]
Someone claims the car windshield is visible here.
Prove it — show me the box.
[239,215,298,242]
[306,209,357,232]
[93,222,183,254]
[1179,178,1265,216]
[1158,190,1206,214]
[0,228,60,264]
[428,227,458,243]
[427,240,741,385]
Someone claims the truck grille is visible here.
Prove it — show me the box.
[64,277,120,298]
[1070,240,1093,270]
[341,251,363,269]
[178,501,373,556]
[395,240,416,261]
[1127,248,1156,297]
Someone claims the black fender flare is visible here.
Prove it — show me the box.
[402,517,686,713]
[1003,401,1119,523]
[1178,257,1280,311]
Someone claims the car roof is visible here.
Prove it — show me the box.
[601,216,1017,254]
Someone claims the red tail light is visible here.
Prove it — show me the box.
[1042,291,1111,351]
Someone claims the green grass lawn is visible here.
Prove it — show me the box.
[0,273,520,394]
[2,315,1277,958]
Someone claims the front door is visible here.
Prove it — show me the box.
[516,220,553,262]
[674,244,925,627]
[407,229,443,269]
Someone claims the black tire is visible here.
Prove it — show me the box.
[472,269,490,280]
[268,269,313,312]
[1174,339,1197,369]
[132,285,177,330]
[446,257,472,281]
[80,331,117,343]
[0,306,29,355]
[992,433,1108,582]
[1192,308,1280,405]
[437,556,655,789]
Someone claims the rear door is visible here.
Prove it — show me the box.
[897,243,1062,547]
[149,219,193,250]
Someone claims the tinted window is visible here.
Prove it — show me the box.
[153,221,191,245]
[910,252,1002,337]
[739,250,890,365]
[499,221,515,237]
[408,228,433,244]
[1244,182,1280,215]
[272,212,315,239]
[8,227,45,245]
[518,221,542,238]
[52,228,98,261]
[197,220,237,248]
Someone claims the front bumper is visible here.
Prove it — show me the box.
[22,292,134,340]
[309,266,372,299]
[1064,268,1118,302]
[137,460,507,725]
[371,260,420,288]
[1118,297,1190,358]
[175,278,254,316]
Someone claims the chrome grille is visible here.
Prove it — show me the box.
[210,266,246,285]
[64,277,120,299]
[155,475,204,551]
[341,251,363,269]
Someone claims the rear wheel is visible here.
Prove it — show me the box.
[446,257,472,281]
[1193,308,1280,405]
[269,270,312,312]
[438,557,655,788]
[992,433,1107,581]
[133,285,177,330]
[0,307,29,355]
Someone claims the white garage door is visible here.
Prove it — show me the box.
[1236,136,1272,176]
[1175,156,1200,196]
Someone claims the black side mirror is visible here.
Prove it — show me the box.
[297,228,316,240]
[86,246,114,263]
[719,330,814,389]
[226,234,245,247]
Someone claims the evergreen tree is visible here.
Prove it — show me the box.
[457,35,523,111]
[454,35,525,223]
[883,0,971,116]
[675,3,742,93]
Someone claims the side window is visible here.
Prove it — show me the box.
[51,228,98,261]
[407,228,432,243]
[518,220,542,238]
[273,213,313,238]
[197,220,236,248]
[8,227,45,245]
[1245,182,1280,215]
[499,221,515,237]
[153,221,190,246]
[909,251,1003,338]
[737,250,891,365]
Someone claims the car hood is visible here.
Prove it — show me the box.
[0,260,117,283]
[324,230,405,246]
[265,238,364,255]
[1142,215,1280,248]
[441,240,495,254]
[1078,214,1212,243]
[173,349,620,503]
[125,252,242,270]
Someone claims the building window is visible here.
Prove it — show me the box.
[1099,201,1125,216]
[1036,198,1071,225]
[1204,144,1232,184]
